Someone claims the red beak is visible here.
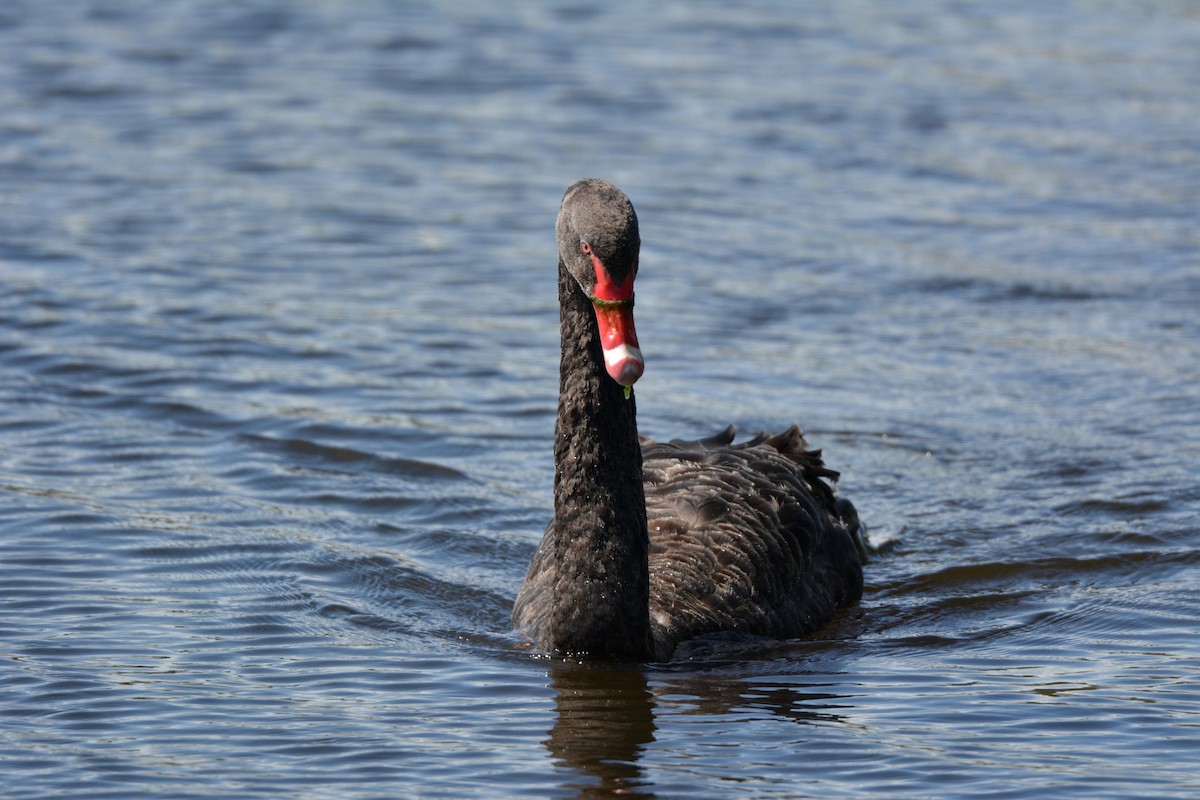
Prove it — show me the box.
[589,258,643,387]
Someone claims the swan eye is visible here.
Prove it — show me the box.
[580,242,592,255]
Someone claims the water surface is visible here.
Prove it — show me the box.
[2,2,1198,798]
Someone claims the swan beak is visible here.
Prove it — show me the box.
[594,303,644,386]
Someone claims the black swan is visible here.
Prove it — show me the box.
[513,179,868,660]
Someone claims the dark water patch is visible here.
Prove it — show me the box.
[120,45,191,66]
[304,491,490,521]
[106,392,230,423]
[34,80,139,102]
[283,421,449,450]
[880,551,1199,599]
[1055,495,1173,517]
[1031,454,1112,482]
[915,274,1113,302]
[239,433,468,481]
[129,539,313,565]
[372,33,442,52]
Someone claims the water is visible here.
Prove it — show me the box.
[1,1,1198,797]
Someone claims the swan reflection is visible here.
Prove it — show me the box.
[543,648,857,799]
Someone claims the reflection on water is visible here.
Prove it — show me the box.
[544,655,866,799]
[547,665,657,799]
[1,1,1198,798]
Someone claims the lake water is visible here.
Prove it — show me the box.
[2,1,1198,797]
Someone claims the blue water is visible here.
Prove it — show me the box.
[2,2,1198,798]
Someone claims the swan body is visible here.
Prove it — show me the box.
[513,179,867,660]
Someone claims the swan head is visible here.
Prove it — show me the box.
[557,179,644,387]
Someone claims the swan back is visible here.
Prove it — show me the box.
[641,426,864,655]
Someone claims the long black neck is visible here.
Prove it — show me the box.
[547,257,651,658]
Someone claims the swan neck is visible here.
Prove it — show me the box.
[547,258,652,657]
